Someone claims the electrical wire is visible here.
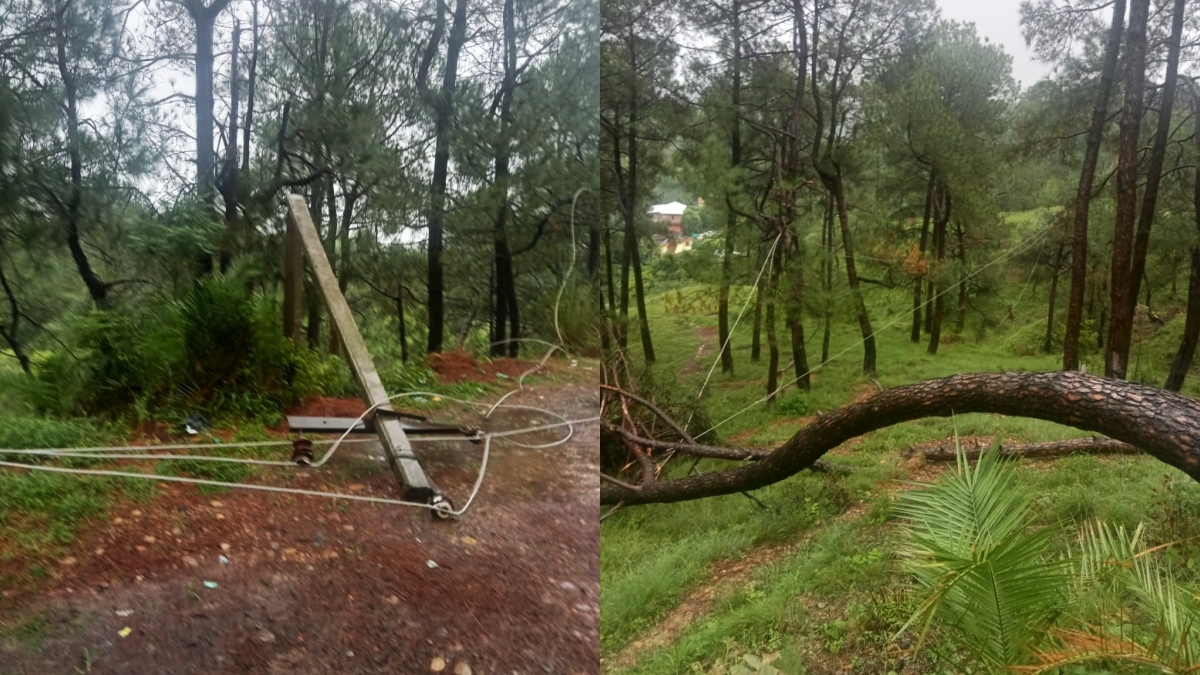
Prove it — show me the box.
[0,388,597,517]
[694,223,1054,440]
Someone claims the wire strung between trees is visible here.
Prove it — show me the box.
[692,223,1054,441]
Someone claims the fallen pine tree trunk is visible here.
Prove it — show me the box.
[906,437,1139,462]
[600,371,1200,505]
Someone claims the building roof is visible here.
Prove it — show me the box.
[649,201,687,216]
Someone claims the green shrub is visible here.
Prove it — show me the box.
[28,264,347,420]
[775,392,809,416]
[32,308,183,414]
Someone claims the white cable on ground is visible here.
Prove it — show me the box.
[0,415,597,516]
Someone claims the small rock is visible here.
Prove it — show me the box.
[574,604,591,613]
[94,548,104,555]
[215,513,225,520]
[454,662,472,675]
[347,651,354,657]
[112,518,124,525]
[136,546,147,553]
[61,557,77,566]
[283,548,297,556]
[386,595,400,605]
[183,555,199,567]
[171,527,183,536]
[131,510,142,517]
[459,536,476,545]
[210,501,224,508]
[256,629,276,643]
[220,543,231,552]
[342,525,354,531]
[559,581,578,593]
[431,655,446,671]
[143,536,156,544]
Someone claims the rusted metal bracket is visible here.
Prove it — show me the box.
[283,194,441,509]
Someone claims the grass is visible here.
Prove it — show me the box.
[602,278,1200,674]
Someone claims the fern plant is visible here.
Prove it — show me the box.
[896,436,1200,672]
[1014,521,1200,674]
[894,437,1070,667]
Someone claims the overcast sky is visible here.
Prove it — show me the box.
[937,0,1052,90]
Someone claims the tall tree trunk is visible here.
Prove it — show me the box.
[241,0,258,175]
[1126,0,1186,327]
[719,209,736,371]
[426,0,468,355]
[718,0,744,376]
[1063,0,1126,371]
[491,0,518,358]
[1045,244,1065,353]
[305,188,324,350]
[54,0,108,308]
[604,223,616,349]
[955,221,967,333]
[1164,85,1200,391]
[396,280,409,364]
[912,171,934,342]
[184,0,233,202]
[0,259,32,375]
[220,20,240,273]
[751,250,764,361]
[781,0,809,390]
[786,262,810,391]
[831,176,876,374]
[1105,0,1150,379]
[329,189,356,356]
[822,192,833,363]
[765,257,780,402]
[928,183,950,355]
[625,24,653,362]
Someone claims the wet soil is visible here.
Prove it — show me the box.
[0,378,600,675]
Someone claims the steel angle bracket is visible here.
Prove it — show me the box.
[284,195,448,517]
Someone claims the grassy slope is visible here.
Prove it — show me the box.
[601,279,1200,674]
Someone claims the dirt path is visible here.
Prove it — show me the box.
[0,382,599,675]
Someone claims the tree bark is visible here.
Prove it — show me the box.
[912,171,934,342]
[1105,0,1150,379]
[1063,0,1125,372]
[0,259,31,375]
[53,0,109,309]
[1124,0,1186,344]
[909,437,1138,463]
[600,371,1200,505]
[241,0,258,175]
[426,0,468,355]
[396,280,408,364]
[822,192,833,362]
[751,251,763,361]
[623,23,653,362]
[1045,244,1065,353]
[928,183,950,355]
[183,0,234,202]
[955,221,967,333]
[718,0,744,376]
[1164,84,1200,392]
[491,0,519,358]
[765,257,780,402]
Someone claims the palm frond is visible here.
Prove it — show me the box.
[895,434,1068,666]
